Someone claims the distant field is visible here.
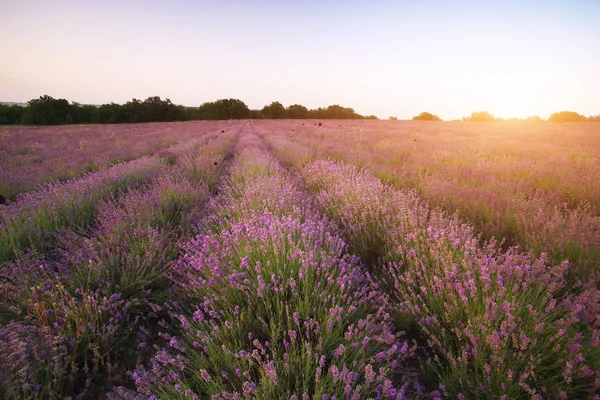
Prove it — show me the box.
[0,121,239,200]
[257,120,600,279]
[1,120,598,399]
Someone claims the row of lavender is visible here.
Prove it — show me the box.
[0,129,239,398]
[295,159,600,398]
[113,132,418,399]
[0,127,226,263]
[1,121,239,200]
[255,120,600,282]
[2,121,597,399]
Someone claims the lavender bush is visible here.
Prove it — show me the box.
[121,139,415,399]
[0,131,238,398]
[258,120,600,282]
[0,155,164,263]
[301,159,600,398]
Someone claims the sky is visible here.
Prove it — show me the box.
[1,0,599,120]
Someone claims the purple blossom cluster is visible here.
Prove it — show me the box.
[0,283,128,399]
[0,155,163,263]
[0,132,238,398]
[59,173,208,297]
[301,159,600,398]
[121,134,416,399]
[0,125,234,264]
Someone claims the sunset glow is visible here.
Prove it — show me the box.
[1,1,599,119]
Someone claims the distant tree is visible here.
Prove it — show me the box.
[121,98,144,123]
[525,115,545,122]
[589,114,600,122]
[412,112,441,121]
[22,95,72,125]
[217,98,249,119]
[198,98,250,120]
[286,104,310,119]
[364,115,378,120]
[148,97,183,121]
[178,106,198,121]
[322,104,361,119]
[69,102,99,124]
[466,111,495,122]
[310,107,327,119]
[197,101,216,120]
[260,101,287,119]
[248,109,260,119]
[97,102,124,124]
[548,111,587,122]
[0,104,26,125]
[389,116,398,120]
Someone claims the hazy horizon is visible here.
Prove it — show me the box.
[2,0,599,120]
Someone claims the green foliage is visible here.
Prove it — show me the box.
[6,95,188,125]
[309,104,362,119]
[260,101,287,119]
[286,104,309,118]
[525,115,545,122]
[412,111,441,121]
[548,111,588,122]
[97,102,124,124]
[323,104,361,119]
[197,98,250,120]
[8,94,594,125]
[465,111,496,122]
[119,97,183,123]
[70,102,98,124]
[0,104,26,125]
[248,109,260,119]
[22,95,71,125]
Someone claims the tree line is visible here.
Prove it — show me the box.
[400,110,600,122]
[459,110,600,122]
[0,95,378,125]
[1,96,598,125]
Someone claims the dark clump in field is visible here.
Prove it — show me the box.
[318,122,322,127]
[0,194,6,205]
[221,130,225,133]
[213,161,218,166]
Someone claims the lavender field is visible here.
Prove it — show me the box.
[0,121,239,201]
[1,121,598,399]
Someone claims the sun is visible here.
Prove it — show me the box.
[489,97,536,119]
[464,65,553,119]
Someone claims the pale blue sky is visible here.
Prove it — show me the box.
[1,0,599,119]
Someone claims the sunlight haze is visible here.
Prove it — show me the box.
[1,0,599,119]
